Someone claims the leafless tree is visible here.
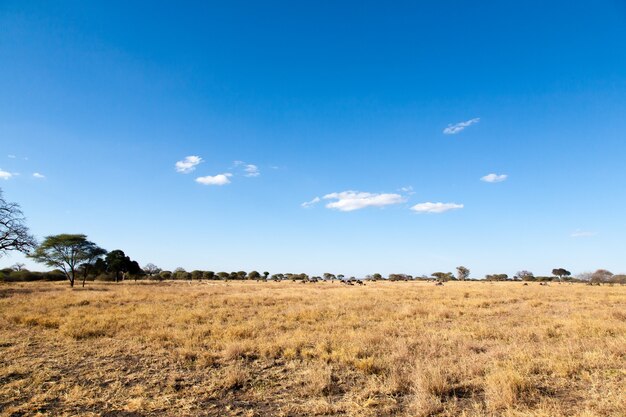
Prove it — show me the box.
[0,189,36,258]
[11,262,26,271]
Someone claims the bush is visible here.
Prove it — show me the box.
[0,269,65,282]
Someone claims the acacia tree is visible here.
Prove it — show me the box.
[456,266,470,281]
[552,268,571,282]
[432,272,453,282]
[0,189,36,257]
[28,234,100,287]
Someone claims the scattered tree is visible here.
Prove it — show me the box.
[106,250,135,282]
[432,272,453,282]
[552,268,571,282]
[485,273,509,281]
[143,263,162,277]
[0,189,36,257]
[11,262,26,271]
[514,270,535,281]
[79,243,107,287]
[456,266,470,281]
[591,269,613,284]
[28,234,100,287]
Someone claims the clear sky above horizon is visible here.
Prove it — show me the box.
[2,1,626,277]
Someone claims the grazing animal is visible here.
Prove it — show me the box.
[523,283,528,286]
[435,282,444,286]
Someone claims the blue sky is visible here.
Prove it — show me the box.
[1,1,626,277]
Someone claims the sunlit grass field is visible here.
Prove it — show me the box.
[1,280,624,416]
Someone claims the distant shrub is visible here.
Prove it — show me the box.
[0,269,65,282]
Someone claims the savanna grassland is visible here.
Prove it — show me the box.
[1,281,624,417]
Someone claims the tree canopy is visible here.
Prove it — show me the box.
[28,234,103,287]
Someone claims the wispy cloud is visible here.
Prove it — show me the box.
[398,186,415,195]
[175,156,203,173]
[570,230,597,238]
[233,161,261,177]
[244,164,260,177]
[0,169,13,180]
[7,155,16,159]
[32,172,45,179]
[322,191,405,212]
[410,202,464,213]
[481,173,508,183]
[195,173,232,186]
[443,118,480,135]
[301,197,321,208]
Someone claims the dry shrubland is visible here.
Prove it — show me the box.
[1,280,624,416]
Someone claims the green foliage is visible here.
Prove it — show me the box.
[389,273,412,281]
[432,272,453,282]
[28,234,103,287]
[552,268,571,281]
[0,268,65,282]
[485,273,509,281]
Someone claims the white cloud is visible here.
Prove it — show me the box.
[570,230,597,238]
[33,172,45,179]
[398,185,415,195]
[322,191,405,212]
[481,173,508,183]
[244,164,260,177]
[301,197,321,208]
[0,169,13,180]
[410,202,464,213]
[195,173,232,186]
[7,155,16,159]
[443,118,480,134]
[175,156,203,173]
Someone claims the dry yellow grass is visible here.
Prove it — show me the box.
[0,280,624,416]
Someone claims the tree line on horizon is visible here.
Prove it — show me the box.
[2,188,625,286]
